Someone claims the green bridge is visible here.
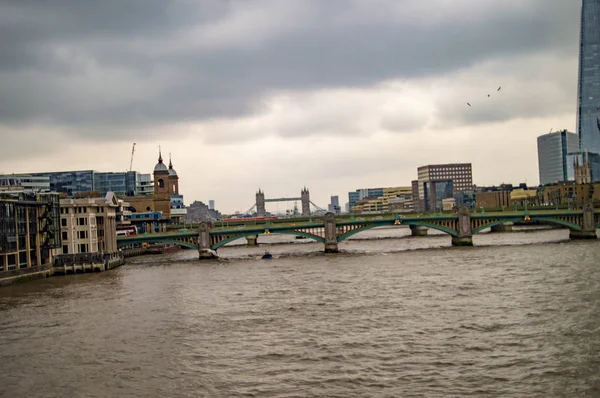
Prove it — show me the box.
[117,205,600,259]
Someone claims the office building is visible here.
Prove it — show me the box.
[351,186,413,214]
[0,192,61,273]
[59,194,119,255]
[537,130,580,185]
[328,196,340,213]
[32,170,95,195]
[0,174,51,193]
[577,0,600,155]
[93,171,137,196]
[416,163,473,212]
[209,200,215,210]
[348,188,384,209]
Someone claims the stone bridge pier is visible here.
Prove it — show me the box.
[198,221,218,259]
[324,212,339,253]
[452,207,473,246]
[570,203,597,240]
[246,235,258,246]
[410,225,428,237]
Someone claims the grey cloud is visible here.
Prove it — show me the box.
[0,0,580,141]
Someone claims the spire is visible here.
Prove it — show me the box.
[169,153,173,169]
[158,145,163,164]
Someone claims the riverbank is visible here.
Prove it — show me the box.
[0,247,149,287]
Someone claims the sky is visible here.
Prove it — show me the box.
[0,0,582,213]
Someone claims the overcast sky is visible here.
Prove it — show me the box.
[0,0,581,213]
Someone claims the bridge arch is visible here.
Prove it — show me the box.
[472,216,583,234]
[337,221,458,242]
[117,237,198,249]
[155,239,198,250]
[211,230,325,250]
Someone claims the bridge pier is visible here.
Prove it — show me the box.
[569,203,597,240]
[491,222,513,233]
[452,206,473,246]
[246,234,258,246]
[198,222,218,260]
[323,212,339,253]
[569,230,597,240]
[410,225,428,237]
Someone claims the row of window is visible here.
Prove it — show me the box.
[62,243,91,254]
[60,206,106,215]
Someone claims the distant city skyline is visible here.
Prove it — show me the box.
[0,1,583,213]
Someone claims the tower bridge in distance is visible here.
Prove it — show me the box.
[246,187,325,217]
[117,204,600,259]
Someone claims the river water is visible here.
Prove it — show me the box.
[1,227,599,397]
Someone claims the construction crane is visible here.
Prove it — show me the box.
[129,143,136,172]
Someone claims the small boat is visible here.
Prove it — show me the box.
[147,244,181,254]
[261,251,272,259]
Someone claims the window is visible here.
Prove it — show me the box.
[158,179,165,189]
[62,245,68,254]
[61,218,67,227]
[61,231,68,241]
[78,230,88,239]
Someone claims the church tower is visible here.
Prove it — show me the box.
[168,154,179,195]
[153,149,171,218]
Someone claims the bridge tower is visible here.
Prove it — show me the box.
[256,189,266,217]
[301,187,310,216]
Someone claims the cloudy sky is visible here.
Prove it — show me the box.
[0,0,581,213]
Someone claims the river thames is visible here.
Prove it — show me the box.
[1,227,599,397]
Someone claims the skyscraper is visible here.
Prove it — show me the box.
[577,0,600,154]
[537,130,580,185]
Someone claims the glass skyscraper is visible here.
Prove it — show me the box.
[537,130,580,185]
[577,0,600,154]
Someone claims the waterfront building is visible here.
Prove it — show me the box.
[351,186,413,214]
[416,163,473,212]
[209,200,215,210]
[543,182,600,207]
[0,174,50,193]
[537,130,580,185]
[348,188,384,209]
[59,193,119,255]
[475,184,542,210]
[577,0,600,155]
[0,191,61,273]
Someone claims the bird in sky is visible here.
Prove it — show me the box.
[497,86,502,91]
[466,102,471,107]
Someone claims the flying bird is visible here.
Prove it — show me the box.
[466,102,471,107]
[487,94,491,97]
[497,86,502,91]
